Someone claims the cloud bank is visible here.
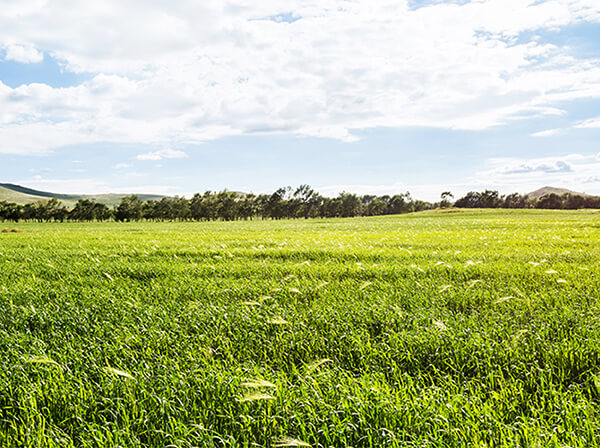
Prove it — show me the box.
[0,0,599,154]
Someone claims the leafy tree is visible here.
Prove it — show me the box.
[71,199,111,221]
[115,195,143,222]
[440,191,454,208]
[265,187,291,219]
[536,193,564,209]
[339,192,362,217]
[455,190,501,208]
[564,193,585,210]
[366,198,387,216]
[215,191,238,221]
[502,193,529,209]
[0,201,21,221]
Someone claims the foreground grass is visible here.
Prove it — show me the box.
[1,209,600,447]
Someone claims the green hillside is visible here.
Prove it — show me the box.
[0,183,166,208]
[0,185,67,205]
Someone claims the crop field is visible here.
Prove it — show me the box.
[1,209,600,447]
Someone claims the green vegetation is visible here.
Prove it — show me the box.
[453,189,600,209]
[0,183,165,208]
[0,187,430,222]
[0,184,59,205]
[1,209,600,447]
[3,183,599,223]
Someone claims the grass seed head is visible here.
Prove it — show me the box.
[306,358,333,374]
[272,437,311,447]
[268,316,289,325]
[24,355,61,367]
[314,281,329,290]
[104,366,135,380]
[432,319,447,331]
[240,379,277,389]
[236,392,275,402]
[359,281,372,291]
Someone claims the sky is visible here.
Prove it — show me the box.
[0,0,599,201]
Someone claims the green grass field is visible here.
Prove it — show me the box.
[1,209,600,447]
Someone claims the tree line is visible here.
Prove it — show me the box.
[0,185,433,222]
[3,187,598,222]
[452,190,600,209]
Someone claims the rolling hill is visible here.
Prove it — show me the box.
[0,183,167,208]
[526,186,588,199]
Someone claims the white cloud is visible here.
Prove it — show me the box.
[474,153,600,195]
[3,43,43,63]
[320,152,600,201]
[531,128,561,137]
[18,176,179,195]
[137,148,188,161]
[496,159,573,174]
[0,1,599,154]
[113,163,131,169]
[575,117,600,128]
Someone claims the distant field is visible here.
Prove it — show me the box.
[1,210,600,447]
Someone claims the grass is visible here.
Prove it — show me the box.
[1,209,600,447]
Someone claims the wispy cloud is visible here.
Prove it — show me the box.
[499,160,573,174]
[575,117,600,128]
[531,128,561,137]
[137,149,187,161]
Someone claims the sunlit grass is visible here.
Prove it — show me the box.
[1,209,600,446]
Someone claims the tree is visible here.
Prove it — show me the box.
[215,191,239,221]
[455,190,500,208]
[440,191,454,208]
[366,198,387,216]
[265,187,291,219]
[536,193,564,209]
[115,195,143,221]
[293,185,321,218]
[503,193,530,209]
[0,201,21,221]
[564,193,585,210]
[238,193,258,220]
[71,199,111,221]
[339,192,362,217]
[389,193,413,214]
[171,196,191,220]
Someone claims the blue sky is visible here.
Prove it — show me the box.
[0,0,599,201]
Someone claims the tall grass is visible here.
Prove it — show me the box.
[0,209,599,446]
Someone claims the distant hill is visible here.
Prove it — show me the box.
[0,184,64,205]
[0,183,167,208]
[526,186,588,199]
